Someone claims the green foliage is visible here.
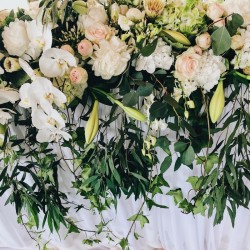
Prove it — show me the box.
[211,26,231,55]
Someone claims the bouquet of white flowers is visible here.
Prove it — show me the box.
[0,0,249,248]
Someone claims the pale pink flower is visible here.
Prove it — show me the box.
[77,39,93,58]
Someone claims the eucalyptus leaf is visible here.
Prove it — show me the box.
[211,26,231,55]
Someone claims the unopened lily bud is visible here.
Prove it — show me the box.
[70,67,88,85]
[85,100,99,144]
[184,110,189,119]
[206,3,224,20]
[209,81,225,123]
[77,39,93,58]
[61,44,75,55]
[163,29,191,45]
[110,3,120,22]
[186,100,195,109]
[4,57,21,72]
[213,18,225,27]
[231,35,244,50]
[195,32,211,50]
[243,66,250,75]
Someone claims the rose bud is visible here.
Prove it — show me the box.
[206,3,224,20]
[4,57,21,72]
[61,44,75,55]
[231,35,244,50]
[77,39,93,58]
[119,5,129,16]
[70,67,88,85]
[195,32,211,50]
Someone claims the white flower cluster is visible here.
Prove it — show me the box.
[135,38,174,74]
[231,26,250,72]
[142,94,167,135]
[19,77,71,143]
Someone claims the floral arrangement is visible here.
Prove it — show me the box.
[0,0,249,248]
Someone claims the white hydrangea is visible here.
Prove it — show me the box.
[89,36,131,80]
[135,38,174,74]
[195,50,226,92]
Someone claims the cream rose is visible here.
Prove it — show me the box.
[206,3,224,20]
[213,18,225,27]
[174,49,202,82]
[231,35,244,50]
[195,32,211,50]
[85,22,112,44]
[2,19,30,57]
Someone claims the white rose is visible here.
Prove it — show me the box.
[90,36,131,79]
[2,19,29,57]
[88,6,108,24]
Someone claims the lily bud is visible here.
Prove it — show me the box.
[209,81,225,123]
[85,100,99,144]
[162,29,191,45]
[113,99,147,122]
[72,1,88,14]
[0,124,7,147]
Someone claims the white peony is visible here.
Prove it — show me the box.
[2,19,30,57]
[89,36,131,80]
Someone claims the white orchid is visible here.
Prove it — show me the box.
[32,108,71,142]
[39,48,77,77]
[24,20,52,61]
[19,58,39,81]
[0,109,12,124]
[0,87,19,105]
[19,77,66,111]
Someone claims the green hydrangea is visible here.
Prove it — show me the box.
[156,1,206,35]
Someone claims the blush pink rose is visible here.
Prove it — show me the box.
[174,49,202,82]
[77,39,93,58]
[85,23,112,44]
[70,67,88,85]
